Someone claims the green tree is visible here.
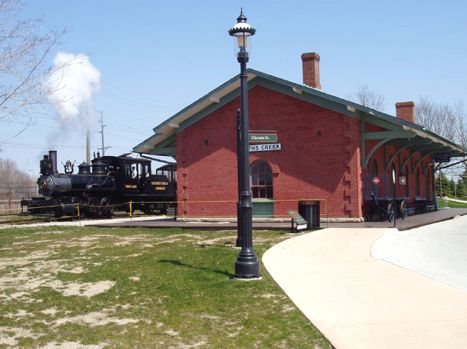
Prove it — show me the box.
[457,179,466,198]
[435,172,451,197]
[449,179,456,197]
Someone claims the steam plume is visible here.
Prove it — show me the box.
[47,52,101,126]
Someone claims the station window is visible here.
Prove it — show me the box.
[250,161,273,199]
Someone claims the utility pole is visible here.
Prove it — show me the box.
[98,111,111,156]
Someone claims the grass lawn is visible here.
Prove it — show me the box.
[0,226,330,348]
[0,215,42,224]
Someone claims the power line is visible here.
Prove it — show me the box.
[104,123,150,136]
[98,111,111,156]
[0,142,84,149]
[0,119,56,130]
[105,132,144,141]
[90,106,162,126]
[102,80,183,107]
[100,91,177,111]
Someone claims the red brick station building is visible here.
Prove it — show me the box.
[134,53,465,221]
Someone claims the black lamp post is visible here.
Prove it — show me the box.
[229,10,260,279]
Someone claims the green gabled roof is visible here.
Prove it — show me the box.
[133,69,466,158]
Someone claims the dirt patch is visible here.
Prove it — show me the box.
[40,307,59,316]
[0,249,56,268]
[0,249,113,301]
[53,309,139,327]
[0,326,38,346]
[47,280,115,297]
[282,304,296,313]
[4,309,32,318]
[164,329,179,337]
[258,293,280,299]
[151,234,203,246]
[200,314,220,320]
[196,236,235,247]
[38,341,105,349]
[32,230,66,235]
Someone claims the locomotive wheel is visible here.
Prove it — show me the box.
[386,202,394,222]
[143,203,157,215]
[88,197,100,217]
[54,206,64,218]
[100,197,113,218]
[400,200,408,220]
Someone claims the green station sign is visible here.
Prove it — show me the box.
[248,133,278,143]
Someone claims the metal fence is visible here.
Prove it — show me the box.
[0,199,22,215]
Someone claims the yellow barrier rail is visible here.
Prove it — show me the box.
[18,197,328,220]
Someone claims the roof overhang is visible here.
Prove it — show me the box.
[133,69,466,159]
[133,72,257,156]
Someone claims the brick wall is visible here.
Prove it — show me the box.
[176,85,363,219]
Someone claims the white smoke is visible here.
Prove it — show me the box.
[47,52,101,125]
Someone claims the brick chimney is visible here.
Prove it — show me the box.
[395,101,416,123]
[301,52,321,89]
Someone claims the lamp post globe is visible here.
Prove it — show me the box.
[229,9,256,60]
[229,10,260,279]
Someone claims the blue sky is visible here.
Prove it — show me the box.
[2,0,467,174]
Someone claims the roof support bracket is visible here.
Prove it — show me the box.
[413,151,438,173]
[385,143,413,171]
[362,138,392,169]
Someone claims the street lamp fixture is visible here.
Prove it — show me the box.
[229,9,260,279]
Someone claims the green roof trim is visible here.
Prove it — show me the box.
[133,68,466,158]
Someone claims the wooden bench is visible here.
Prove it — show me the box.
[411,199,428,214]
[407,207,416,216]
[408,199,436,214]
[288,210,308,233]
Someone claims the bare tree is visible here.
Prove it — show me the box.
[353,84,385,111]
[416,97,466,145]
[0,0,64,144]
[0,157,36,214]
[416,97,467,174]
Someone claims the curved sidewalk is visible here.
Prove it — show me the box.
[263,228,467,349]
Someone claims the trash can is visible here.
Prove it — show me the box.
[298,201,320,229]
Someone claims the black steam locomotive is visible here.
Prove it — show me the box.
[21,150,177,217]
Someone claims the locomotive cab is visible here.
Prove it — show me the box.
[116,157,177,214]
[153,164,177,195]
[119,157,151,193]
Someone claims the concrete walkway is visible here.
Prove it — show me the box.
[263,227,467,349]
[372,215,467,291]
[446,197,467,203]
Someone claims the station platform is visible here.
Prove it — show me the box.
[91,208,467,231]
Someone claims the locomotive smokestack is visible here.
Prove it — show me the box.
[86,129,91,164]
[49,150,58,174]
